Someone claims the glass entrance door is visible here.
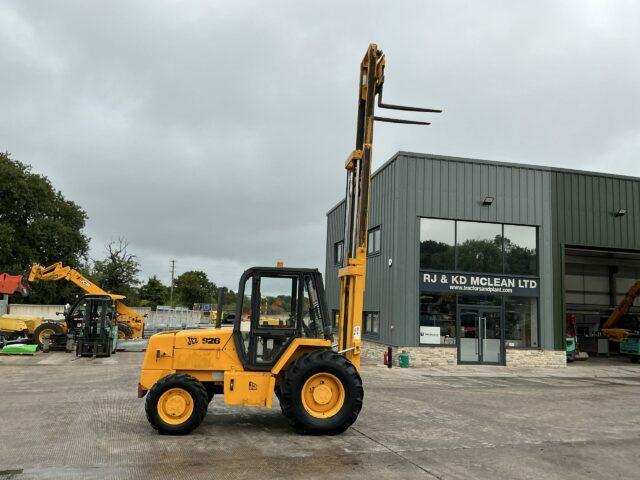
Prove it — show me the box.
[458,307,503,365]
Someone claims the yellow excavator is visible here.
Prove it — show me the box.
[28,262,145,339]
[601,280,640,341]
[601,280,640,362]
[137,44,441,435]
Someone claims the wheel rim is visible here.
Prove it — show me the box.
[38,328,55,344]
[301,372,345,419]
[157,388,194,425]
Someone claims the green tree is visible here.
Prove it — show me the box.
[220,286,237,313]
[503,237,536,275]
[174,270,216,308]
[92,238,140,298]
[139,275,168,309]
[420,240,455,270]
[457,236,503,273]
[0,152,90,304]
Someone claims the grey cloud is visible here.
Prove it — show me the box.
[1,0,639,288]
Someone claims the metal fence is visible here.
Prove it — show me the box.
[142,309,204,335]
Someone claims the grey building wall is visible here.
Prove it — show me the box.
[325,201,345,311]
[393,152,554,349]
[325,159,397,343]
[551,170,640,347]
[326,151,640,351]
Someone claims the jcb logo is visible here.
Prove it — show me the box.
[248,381,258,391]
[187,337,198,345]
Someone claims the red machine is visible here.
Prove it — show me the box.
[0,273,30,297]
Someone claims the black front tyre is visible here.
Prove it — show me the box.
[280,350,363,435]
[145,373,208,435]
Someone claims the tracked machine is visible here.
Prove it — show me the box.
[138,44,441,435]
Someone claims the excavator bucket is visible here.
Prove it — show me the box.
[0,273,30,297]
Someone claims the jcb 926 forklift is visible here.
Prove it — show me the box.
[137,44,440,435]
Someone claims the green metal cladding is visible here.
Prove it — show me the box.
[326,152,640,350]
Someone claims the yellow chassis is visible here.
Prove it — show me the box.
[139,328,330,408]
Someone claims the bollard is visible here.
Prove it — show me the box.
[43,333,50,353]
[387,345,393,368]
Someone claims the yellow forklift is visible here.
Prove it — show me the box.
[137,44,441,435]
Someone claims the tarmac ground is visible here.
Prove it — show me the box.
[1,352,639,479]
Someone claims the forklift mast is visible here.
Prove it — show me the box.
[337,44,441,369]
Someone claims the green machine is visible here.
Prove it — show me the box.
[70,294,119,357]
[620,336,640,364]
[566,337,577,362]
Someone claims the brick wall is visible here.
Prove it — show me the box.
[362,340,566,368]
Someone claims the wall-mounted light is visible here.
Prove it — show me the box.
[482,196,494,206]
[615,208,627,217]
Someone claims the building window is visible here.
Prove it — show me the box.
[334,241,344,265]
[367,227,381,256]
[419,293,456,345]
[419,218,539,276]
[457,295,502,307]
[456,221,503,274]
[363,311,379,336]
[420,219,455,270]
[505,297,539,348]
[503,225,537,276]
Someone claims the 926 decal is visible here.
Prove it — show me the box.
[187,336,221,346]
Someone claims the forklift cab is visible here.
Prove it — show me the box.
[233,267,332,371]
[69,294,118,357]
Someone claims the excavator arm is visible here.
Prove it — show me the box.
[601,280,640,342]
[28,262,144,338]
[337,45,441,370]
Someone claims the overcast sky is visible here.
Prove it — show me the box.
[2,1,639,289]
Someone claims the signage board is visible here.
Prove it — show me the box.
[420,271,539,297]
[419,326,441,345]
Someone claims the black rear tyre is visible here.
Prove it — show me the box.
[145,373,208,435]
[33,322,64,348]
[280,350,363,435]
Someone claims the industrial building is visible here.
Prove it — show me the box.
[325,152,640,367]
